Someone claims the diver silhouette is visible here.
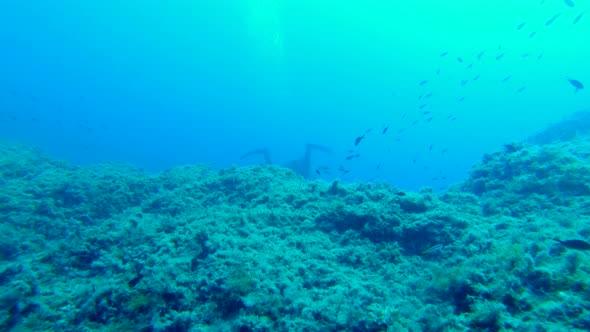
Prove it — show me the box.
[240,143,331,178]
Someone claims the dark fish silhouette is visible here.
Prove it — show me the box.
[564,0,574,8]
[553,238,590,250]
[457,57,463,63]
[477,50,485,60]
[440,51,449,57]
[568,78,584,92]
[501,75,512,83]
[382,125,389,134]
[529,31,537,38]
[419,80,429,86]
[516,22,526,30]
[354,135,365,146]
[496,53,505,60]
[573,12,584,24]
[545,13,561,26]
[345,153,360,160]
[517,86,527,93]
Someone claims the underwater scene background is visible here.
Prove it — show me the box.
[1,0,590,331]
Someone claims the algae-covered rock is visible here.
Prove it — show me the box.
[2,139,590,331]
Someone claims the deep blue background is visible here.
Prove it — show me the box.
[0,0,588,189]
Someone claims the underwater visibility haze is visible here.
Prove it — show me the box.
[1,0,590,331]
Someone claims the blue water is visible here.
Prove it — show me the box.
[0,0,588,189]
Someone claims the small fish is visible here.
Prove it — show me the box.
[477,50,485,60]
[496,53,505,60]
[466,63,473,69]
[338,165,351,173]
[567,78,584,92]
[529,31,537,38]
[537,52,544,60]
[440,51,449,57]
[458,97,465,102]
[564,0,574,8]
[315,169,321,175]
[424,93,433,99]
[516,22,526,30]
[422,111,432,115]
[426,117,433,122]
[457,57,464,63]
[517,86,527,93]
[436,68,441,75]
[419,80,429,86]
[545,13,561,26]
[419,104,427,110]
[573,12,584,24]
[411,120,419,126]
[354,135,365,146]
[345,153,360,160]
[553,238,590,250]
[522,53,530,58]
[382,126,389,134]
[421,244,444,255]
[460,79,469,86]
[429,144,434,151]
[501,75,512,83]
